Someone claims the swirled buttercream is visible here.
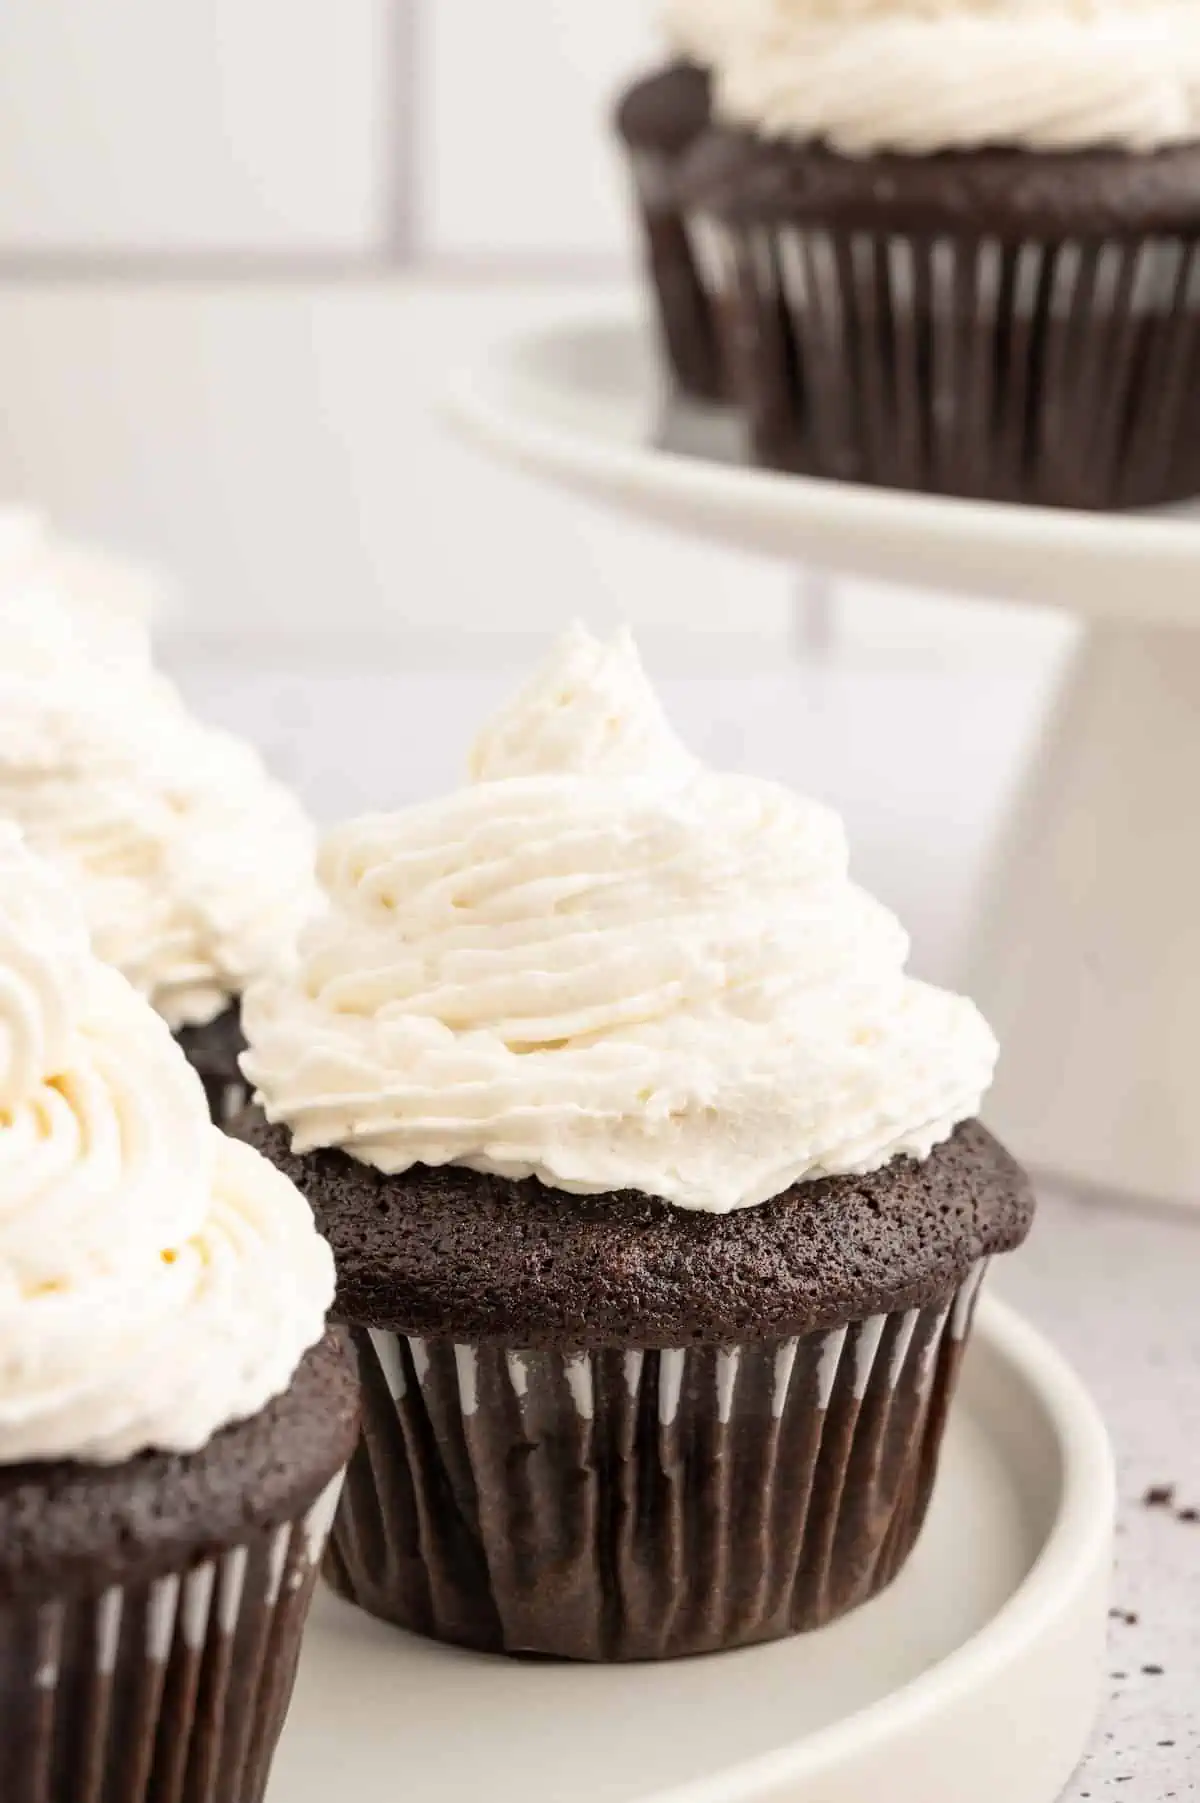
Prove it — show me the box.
[713,0,1200,154]
[243,627,997,1215]
[0,827,333,1464]
[0,578,319,1030]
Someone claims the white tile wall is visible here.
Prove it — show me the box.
[0,0,388,253]
[0,2,1068,675]
[0,279,793,660]
[418,0,653,260]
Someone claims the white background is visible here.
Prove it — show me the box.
[0,0,1069,675]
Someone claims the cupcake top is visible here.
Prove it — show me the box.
[661,0,746,63]
[244,627,997,1216]
[0,571,320,1032]
[712,0,1200,155]
[0,827,334,1465]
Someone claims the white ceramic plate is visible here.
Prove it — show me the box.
[270,1295,1114,1803]
[445,303,1200,623]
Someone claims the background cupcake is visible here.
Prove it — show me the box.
[680,0,1200,507]
[241,626,1034,1663]
[0,827,355,1802]
[0,559,320,1122]
[0,506,159,665]
[615,2,741,401]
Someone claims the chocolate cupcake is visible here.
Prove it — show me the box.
[680,0,1200,507]
[0,558,320,1123]
[615,4,746,401]
[0,828,354,1802]
[241,626,1034,1663]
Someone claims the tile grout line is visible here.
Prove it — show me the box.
[0,250,628,286]
[379,0,421,264]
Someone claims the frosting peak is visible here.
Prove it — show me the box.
[0,827,333,1464]
[244,629,997,1215]
[469,624,696,783]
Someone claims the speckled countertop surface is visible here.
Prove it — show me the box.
[172,651,1199,1801]
[996,1189,1200,1801]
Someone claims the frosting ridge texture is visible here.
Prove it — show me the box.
[244,627,997,1214]
[0,580,318,1030]
[713,0,1200,154]
[0,827,334,1464]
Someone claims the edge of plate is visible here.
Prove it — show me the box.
[444,304,1200,621]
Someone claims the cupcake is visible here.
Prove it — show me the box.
[0,564,320,1123]
[0,827,355,1801]
[240,625,1034,1663]
[679,0,1200,507]
[615,3,739,401]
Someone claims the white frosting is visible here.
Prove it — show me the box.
[661,0,744,63]
[0,579,319,1031]
[713,0,1200,154]
[244,627,997,1216]
[0,828,333,1464]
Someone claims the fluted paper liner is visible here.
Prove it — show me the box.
[0,1472,343,1803]
[689,217,1200,508]
[631,151,729,404]
[328,1265,988,1661]
[197,1075,251,1131]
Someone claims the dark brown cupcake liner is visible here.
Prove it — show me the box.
[0,1472,344,1803]
[199,1075,251,1129]
[691,216,1200,507]
[174,1007,249,1129]
[327,1262,989,1662]
[630,149,730,405]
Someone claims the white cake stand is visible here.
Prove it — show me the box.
[447,302,1200,1210]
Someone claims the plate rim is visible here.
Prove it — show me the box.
[445,301,1200,622]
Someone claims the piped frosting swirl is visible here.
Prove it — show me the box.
[712,0,1200,154]
[243,627,997,1214]
[0,573,319,1030]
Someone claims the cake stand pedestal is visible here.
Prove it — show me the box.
[969,621,1200,1206]
[447,301,1200,1209]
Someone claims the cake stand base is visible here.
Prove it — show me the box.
[969,621,1200,1208]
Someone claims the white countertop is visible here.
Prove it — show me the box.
[997,1192,1200,1799]
[173,649,1200,1803]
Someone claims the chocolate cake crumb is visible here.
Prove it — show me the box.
[616,61,710,157]
[239,1116,1033,1345]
